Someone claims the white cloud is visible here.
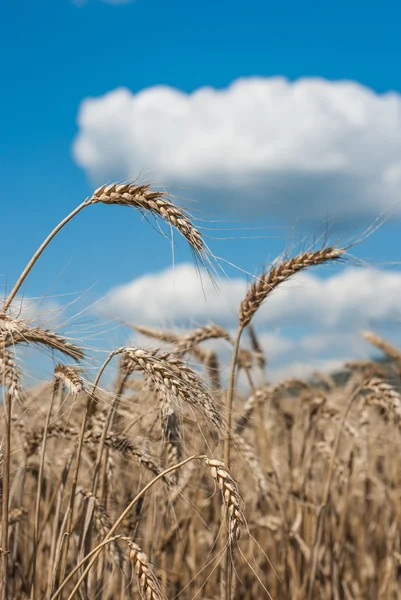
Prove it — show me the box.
[101,263,401,330]
[73,77,401,221]
[100,263,401,379]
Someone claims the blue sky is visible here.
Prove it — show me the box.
[2,0,401,379]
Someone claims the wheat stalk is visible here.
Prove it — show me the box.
[3,179,207,313]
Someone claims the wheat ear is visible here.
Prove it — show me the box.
[0,315,84,361]
[0,347,21,402]
[90,183,204,259]
[364,377,401,423]
[124,348,223,434]
[363,330,401,363]
[79,490,123,568]
[203,458,244,545]
[124,538,165,600]
[85,431,166,481]
[239,247,344,328]
[174,323,232,354]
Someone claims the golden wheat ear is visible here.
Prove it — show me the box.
[239,246,345,327]
[90,182,205,257]
[0,314,84,361]
[123,538,165,600]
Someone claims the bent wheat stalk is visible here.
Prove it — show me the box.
[1,347,21,600]
[31,365,84,600]
[31,378,60,600]
[1,392,12,600]
[2,182,206,313]
[225,245,345,466]
[57,348,126,586]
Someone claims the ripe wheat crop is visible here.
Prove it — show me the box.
[1,179,400,600]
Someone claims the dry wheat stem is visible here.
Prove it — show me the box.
[223,327,243,468]
[58,347,125,584]
[48,450,76,597]
[89,370,129,497]
[0,349,21,600]
[1,392,12,600]
[31,378,61,600]
[220,326,243,600]
[2,201,89,312]
[78,490,123,569]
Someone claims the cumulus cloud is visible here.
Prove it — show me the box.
[73,77,401,221]
[100,263,401,380]
[101,264,401,330]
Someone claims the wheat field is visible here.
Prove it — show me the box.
[1,182,401,600]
